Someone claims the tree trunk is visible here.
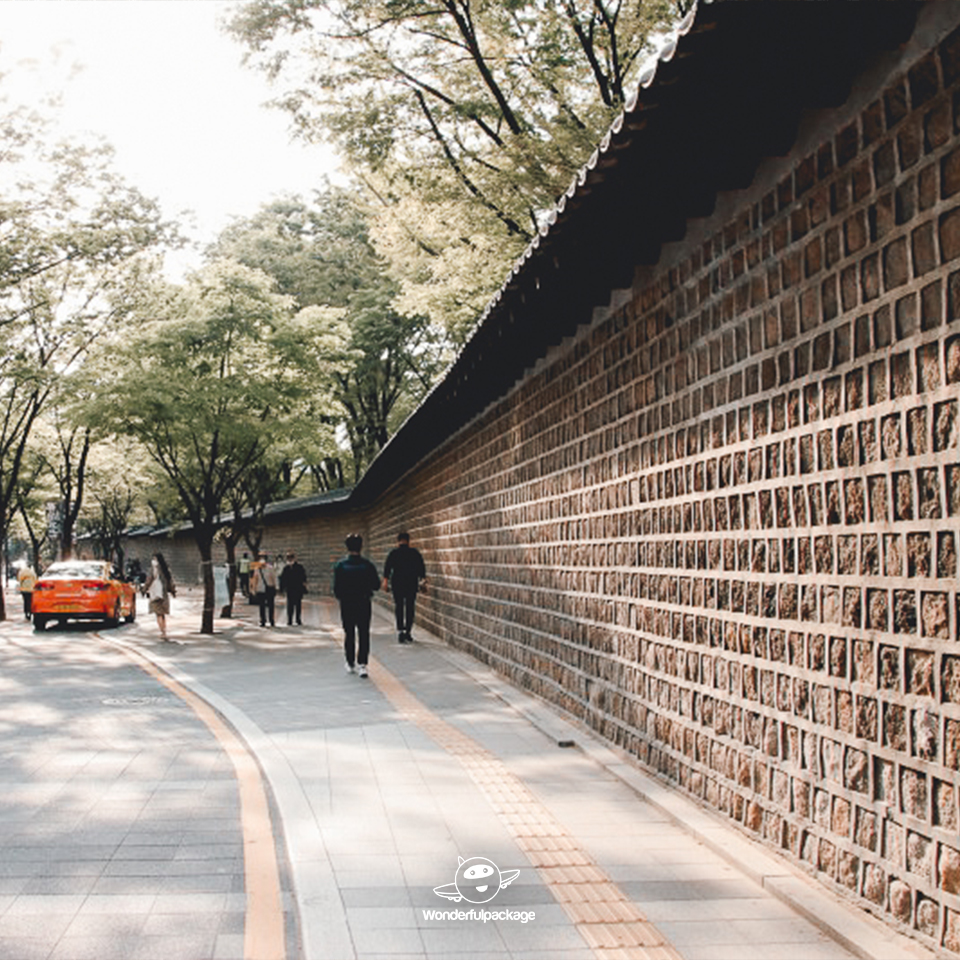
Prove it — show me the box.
[0,523,6,623]
[197,537,216,634]
[223,535,238,618]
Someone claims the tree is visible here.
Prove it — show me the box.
[227,0,676,338]
[76,436,159,571]
[0,93,174,619]
[212,189,447,482]
[88,259,350,634]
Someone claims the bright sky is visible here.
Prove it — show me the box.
[0,0,340,278]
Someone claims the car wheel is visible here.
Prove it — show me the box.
[33,615,47,632]
[106,601,121,628]
[124,598,136,623]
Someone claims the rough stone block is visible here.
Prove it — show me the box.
[857,806,878,851]
[940,205,960,262]
[883,236,909,288]
[884,702,908,752]
[941,844,960,895]
[863,863,887,906]
[901,767,928,820]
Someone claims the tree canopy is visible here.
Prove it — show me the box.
[212,188,447,483]
[86,259,350,632]
[0,91,174,616]
[228,0,677,338]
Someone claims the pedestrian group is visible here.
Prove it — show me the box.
[69,533,429,674]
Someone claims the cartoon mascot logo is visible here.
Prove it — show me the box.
[433,856,520,904]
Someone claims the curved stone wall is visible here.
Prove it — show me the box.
[362,15,960,954]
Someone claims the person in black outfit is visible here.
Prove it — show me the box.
[382,531,427,643]
[333,534,380,677]
[279,551,308,625]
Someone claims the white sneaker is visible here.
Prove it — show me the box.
[345,662,355,674]
[358,664,368,678]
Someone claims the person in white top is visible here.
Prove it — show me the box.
[143,553,176,641]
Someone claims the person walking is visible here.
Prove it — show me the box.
[333,534,380,678]
[250,553,278,627]
[143,552,176,641]
[279,551,307,625]
[237,551,252,600]
[17,563,37,621]
[382,531,427,643]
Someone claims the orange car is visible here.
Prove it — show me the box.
[32,560,137,632]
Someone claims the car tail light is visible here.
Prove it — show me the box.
[34,582,53,591]
[83,582,110,591]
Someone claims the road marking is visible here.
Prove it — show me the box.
[105,639,286,960]
[370,660,685,960]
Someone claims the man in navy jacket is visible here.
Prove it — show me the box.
[333,534,380,677]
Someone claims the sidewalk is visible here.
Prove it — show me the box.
[120,591,933,960]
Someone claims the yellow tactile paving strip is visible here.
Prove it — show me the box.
[106,639,286,960]
[371,661,685,960]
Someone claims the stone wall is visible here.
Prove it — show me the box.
[359,16,960,953]
[124,8,960,953]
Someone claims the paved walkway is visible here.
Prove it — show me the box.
[0,589,936,960]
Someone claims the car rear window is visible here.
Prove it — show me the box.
[43,563,109,580]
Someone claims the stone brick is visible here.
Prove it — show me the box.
[863,864,887,906]
[889,879,913,923]
[901,767,928,820]
[941,844,960,895]
[917,897,939,939]
[934,779,958,830]
[912,221,937,276]
[950,911,960,956]
[884,702,908,752]
[883,237,909,289]
[939,205,960,262]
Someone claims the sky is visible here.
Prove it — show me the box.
[0,0,340,278]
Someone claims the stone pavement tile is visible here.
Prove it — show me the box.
[678,942,853,960]
[4,893,86,916]
[639,896,796,923]
[21,874,100,895]
[157,871,239,893]
[419,920,507,955]
[213,932,245,960]
[0,938,55,960]
[510,951,594,960]
[81,894,156,914]
[125,932,220,960]
[110,844,177,862]
[49,933,146,960]
[346,905,422,929]
[62,912,148,939]
[352,924,426,955]
[729,917,855,944]
[150,891,228,914]
[142,911,222,937]
[333,859,408,889]
[342,885,414,909]
[495,913,588,953]
[90,876,164,895]
[0,911,74,939]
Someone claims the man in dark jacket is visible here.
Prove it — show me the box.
[333,534,380,677]
[279,551,308,625]
[382,531,427,643]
